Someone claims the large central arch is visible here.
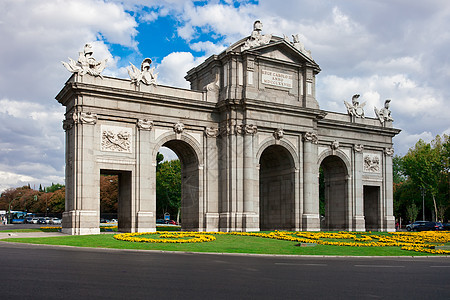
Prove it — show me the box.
[153,133,203,231]
[259,145,296,230]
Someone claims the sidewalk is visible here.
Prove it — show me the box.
[0,231,67,239]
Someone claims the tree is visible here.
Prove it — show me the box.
[100,175,118,213]
[401,135,449,222]
[406,203,420,223]
[156,159,181,221]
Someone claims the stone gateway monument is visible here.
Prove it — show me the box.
[57,21,400,235]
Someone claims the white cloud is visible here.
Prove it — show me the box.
[156,51,206,88]
[190,41,227,56]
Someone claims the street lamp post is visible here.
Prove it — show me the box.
[420,187,425,221]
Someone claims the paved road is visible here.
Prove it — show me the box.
[0,241,449,299]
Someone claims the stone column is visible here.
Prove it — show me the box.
[136,119,155,232]
[384,147,395,232]
[302,132,320,231]
[62,111,99,235]
[204,126,220,231]
[243,124,258,231]
[352,144,365,231]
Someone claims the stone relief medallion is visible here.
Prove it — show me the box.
[137,119,153,131]
[303,132,318,144]
[101,125,132,153]
[273,128,284,140]
[173,122,185,134]
[363,153,381,173]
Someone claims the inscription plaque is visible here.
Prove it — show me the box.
[261,69,293,89]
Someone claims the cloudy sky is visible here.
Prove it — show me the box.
[0,0,449,192]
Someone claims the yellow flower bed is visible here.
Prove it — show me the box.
[113,232,216,243]
[113,230,450,255]
[40,226,449,255]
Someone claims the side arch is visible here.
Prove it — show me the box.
[317,149,352,231]
[152,131,204,165]
[256,137,300,169]
[317,149,351,172]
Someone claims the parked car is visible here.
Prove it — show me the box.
[31,217,39,224]
[443,223,450,231]
[25,217,34,224]
[407,221,443,231]
[167,220,177,225]
[50,218,61,225]
[37,217,47,224]
[156,219,166,224]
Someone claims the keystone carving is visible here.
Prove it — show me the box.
[331,140,339,150]
[273,128,284,140]
[173,122,185,134]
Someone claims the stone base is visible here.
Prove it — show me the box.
[353,216,366,232]
[205,213,220,232]
[243,213,260,232]
[384,216,396,232]
[218,212,260,232]
[302,214,320,231]
[136,211,155,232]
[62,210,99,235]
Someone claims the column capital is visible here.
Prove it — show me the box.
[353,144,364,153]
[384,147,394,157]
[303,131,318,144]
[137,119,153,131]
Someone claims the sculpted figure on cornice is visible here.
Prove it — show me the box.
[303,132,318,144]
[128,58,158,86]
[344,94,366,118]
[62,44,107,78]
[374,99,394,124]
[291,34,312,59]
[241,20,272,51]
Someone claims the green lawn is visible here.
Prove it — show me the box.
[2,231,446,256]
